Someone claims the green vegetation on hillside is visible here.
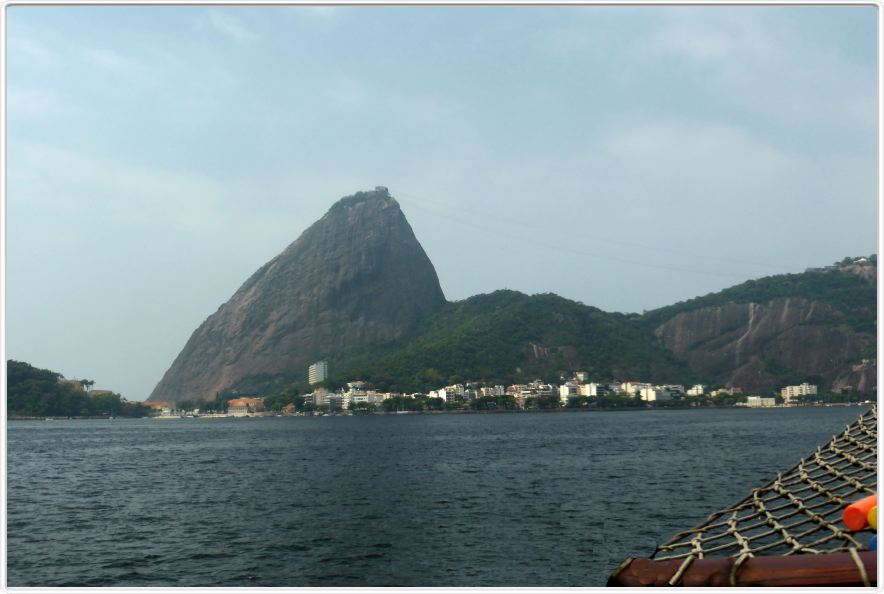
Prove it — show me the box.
[228,258,876,400]
[319,290,697,393]
[642,265,876,334]
[7,360,148,418]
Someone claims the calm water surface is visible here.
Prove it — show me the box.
[8,406,869,586]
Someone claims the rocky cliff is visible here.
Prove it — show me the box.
[149,188,446,403]
[650,261,876,393]
[151,193,875,401]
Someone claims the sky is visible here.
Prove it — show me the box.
[5,5,879,401]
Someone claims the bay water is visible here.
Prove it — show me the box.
[7,406,868,586]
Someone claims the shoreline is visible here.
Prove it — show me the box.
[8,402,872,421]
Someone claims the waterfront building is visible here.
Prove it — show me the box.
[305,387,330,408]
[449,384,466,397]
[308,361,329,385]
[687,384,705,396]
[747,396,776,408]
[438,385,465,403]
[527,380,555,396]
[350,390,385,407]
[621,381,650,396]
[506,384,527,397]
[143,401,175,417]
[640,387,671,402]
[326,393,346,410]
[580,383,608,397]
[780,383,818,403]
[228,398,265,417]
[559,382,580,403]
[710,387,743,397]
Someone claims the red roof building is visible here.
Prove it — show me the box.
[228,398,265,416]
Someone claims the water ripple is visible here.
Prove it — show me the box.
[8,408,867,586]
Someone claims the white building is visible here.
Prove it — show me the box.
[710,387,743,397]
[686,384,705,396]
[507,384,526,396]
[308,361,329,385]
[640,387,671,402]
[747,396,776,408]
[621,381,651,396]
[306,387,331,407]
[559,382,580,403]
[326,393,347,410]
[580,383,605,397]
[437,385,465,403]
[780,383,818,403]
[528,380,555,396]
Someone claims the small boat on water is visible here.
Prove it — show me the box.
[608,406,877,587]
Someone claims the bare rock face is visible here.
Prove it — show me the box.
[832,359,877,393]
[654,297,873,391]
[149,188,446,403]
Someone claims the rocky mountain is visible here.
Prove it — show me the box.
[646,259,876,393]
[150,184,876,402]
[149,187,446,403]
[320,259,875,396]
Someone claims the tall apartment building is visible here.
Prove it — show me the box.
[780,383,818,403]
[308,360,329,385]
[686,384,705,396]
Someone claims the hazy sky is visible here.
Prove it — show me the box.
[6,6,878,400]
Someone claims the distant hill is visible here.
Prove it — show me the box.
[319,290,697,393]
[643,258,876,393]
[149,187,446,402]
[307,259,876,395]
[642,257,876,334]
[151,187,876,400]
[7,360,147,418]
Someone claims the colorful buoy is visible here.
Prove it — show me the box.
[868,505,877,531]
[843,494,877,531]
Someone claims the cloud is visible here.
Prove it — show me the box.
[7,23,60,69]
[632,11,875,135]
[7,88,71,119]
[76,46,155,90]
[280,6,340,20]
[303,6,338,18]
[202,10,257,43]
[9,142,240,233]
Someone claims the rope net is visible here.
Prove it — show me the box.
[652,406,877,565]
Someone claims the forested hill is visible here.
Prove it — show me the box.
[641,257,876,393]
[153,186,876,401]
[282,258,876,396]
[267,290,698,394]
[642,256,876,334]
[7,360,148,418]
